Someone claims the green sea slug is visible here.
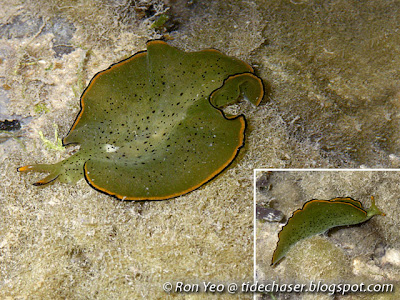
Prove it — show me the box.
[272,196,385,265]
[18,40,264,200]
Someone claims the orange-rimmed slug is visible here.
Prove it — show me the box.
[271,196,385,265]
[18,40,264,200]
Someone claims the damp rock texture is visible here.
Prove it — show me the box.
[253,0,400,168]
[2,0,400,299]
[256,170,400,300]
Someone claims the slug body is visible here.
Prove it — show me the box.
[271,196,384,265]
[18,40,264,200]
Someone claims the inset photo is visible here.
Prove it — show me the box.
[254,169,399,299]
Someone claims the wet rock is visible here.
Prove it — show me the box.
[256,171,272,192]
[0,15,44,39]
[0,119,21,131]
[0,15,76,57]
[256,205,284,222]
[42,17,76,57]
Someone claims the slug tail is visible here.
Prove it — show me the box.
[18,163,61,186]
[367,196,386,218]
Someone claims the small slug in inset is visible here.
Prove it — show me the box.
[271,196,385,266]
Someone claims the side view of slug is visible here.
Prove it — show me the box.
[271,196,385,265]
